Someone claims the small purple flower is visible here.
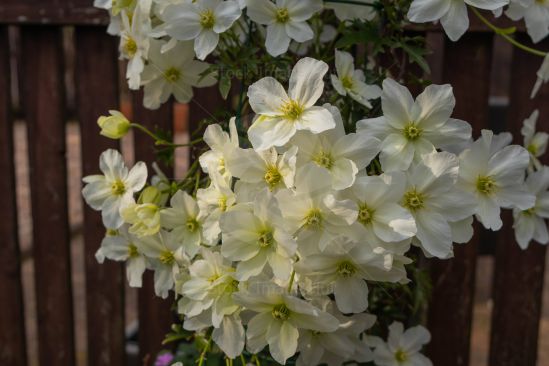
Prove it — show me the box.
[154,352,174,366]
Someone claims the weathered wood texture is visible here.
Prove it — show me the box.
[426,32,495,366]
[0,25,27,366]
[75,26,126,366]
[0,0,109,25]
[20,26,76,366]
[489,35,549,366]
[132,91,175,366]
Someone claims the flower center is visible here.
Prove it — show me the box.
[264,166,282,188]
[186,218,199,232]
[164,67,181,82]
[106,228,118,236]
[275,7,290,23]
[527,143,538,156]
[476,176,497,195]
[523,207,536,216]
[123,37,137,57]
[258,230,274,248]
[313,151,334,169]
[111,179,126,196]
[305,209,323,228]
[272,304,290,320]
[358,204,375,225]
[403,189,425,211]
[341,76,354,90]
[159,250,175,265]
[403,122,422,141]
[218,196,228,211]
[337,261,356,278]
[128,243,139,258]
[199,9,216,29]
[395,349,408,363]
[280,99,305,121]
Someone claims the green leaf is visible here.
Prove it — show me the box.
[399,41,431,74]
[219,75,232,100]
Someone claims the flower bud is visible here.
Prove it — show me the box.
[97,110,131,139]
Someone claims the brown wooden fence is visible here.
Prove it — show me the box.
[0,1,548,366]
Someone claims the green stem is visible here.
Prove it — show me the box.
[197,335,212,366]
[470,6,547,57]
[131,123,203,148]
[240,354,247,365]
[287,270,296,292]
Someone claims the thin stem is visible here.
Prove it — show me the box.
[131,123,203,148]
[197,335,212,366]
[287,270,296,292]
[470,6,547,57]
[240,354,247,366]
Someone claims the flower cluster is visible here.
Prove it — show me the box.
[84,53,549,364]
[87,0,549,365]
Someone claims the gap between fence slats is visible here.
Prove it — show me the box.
[132,91,175,366]
[20,26,75,366]
[426,32,495,366]
[489,34,549,366]
[0,25,27,366]
[75,26,126,366]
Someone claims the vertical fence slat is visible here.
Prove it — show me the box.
[0,25,27,366]
[132,92,174,365]
[75,26,126,366]
[427,32,494,366]
[20,26,75,366]
[489,35,549,366]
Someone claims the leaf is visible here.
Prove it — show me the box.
[219,75,232,100]
[399,41,431,74]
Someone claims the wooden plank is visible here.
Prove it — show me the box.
[0,25,27,366]
[426,32,494,366]
[0,0,109,26]
[132,91,175,366]
[20,26,75,366]
[489,35,549,366]
[74,26,126,366]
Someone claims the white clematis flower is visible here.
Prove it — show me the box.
[357,79,471,172]
[161,190,210,258]
[367,321,432,366]
[119,0,153,89]
[161,0,242,60]
[276,163,358,255]
[330,50,382,108]
[296,297,376,366]
[82,149,147,229]
[521,109,549,171]
[199,117,239,178]
[197,169,236,244]
[531,54,549,98]
[325,0,376,21]
[246,0,323,56]
[220,192,297,280]
[341,173,417,250]
[136,229,188,298]
[506,0,549,43]
[295,237,410,313]
[95,225,147,288]
[290,104,380,189]
[227,146,297,198]
[247,57,336,150]
[458,130,536,231]
[234,284,339,365]
[513,167,549,249]
[407,0,509,41]
[401,152,477,258]
[141,39,216,109]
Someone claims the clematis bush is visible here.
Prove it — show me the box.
[85,0,549,365]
